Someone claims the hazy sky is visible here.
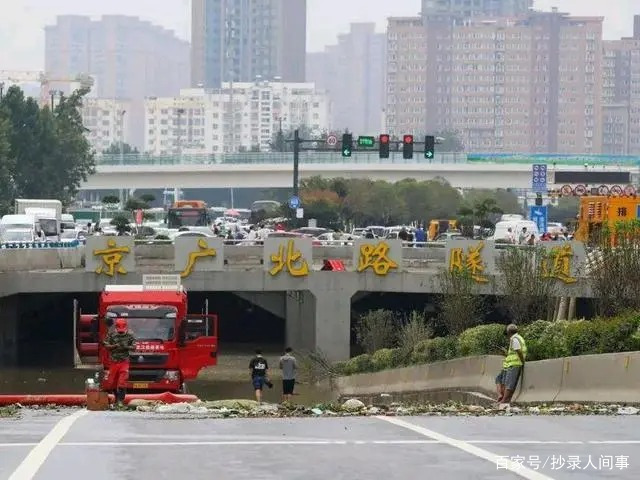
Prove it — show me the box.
[0,0,636,70]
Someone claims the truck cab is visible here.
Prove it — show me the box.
[75,275,218,393]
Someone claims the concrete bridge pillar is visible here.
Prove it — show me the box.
[285,291,316,353]
[0,295,18,366]
[285,289,354,362]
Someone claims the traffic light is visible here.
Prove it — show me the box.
[341,133,352,157]
[379,134,390,158]
[402,134,414,159]
[424,135,435,159]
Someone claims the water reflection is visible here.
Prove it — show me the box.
[0,348,336,406]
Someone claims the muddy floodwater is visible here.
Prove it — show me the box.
[0,346,336,405]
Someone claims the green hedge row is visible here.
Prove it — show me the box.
[337,312,640,376]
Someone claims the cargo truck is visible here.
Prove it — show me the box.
[74,275,219,393]
[15,199,62,240]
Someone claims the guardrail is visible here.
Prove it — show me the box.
[0,240,81,249]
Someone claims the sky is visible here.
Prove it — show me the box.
[0,0,636,71]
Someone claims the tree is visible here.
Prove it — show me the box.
[110,215,131,236]
[0,116,15,215]
[299,189,343,230]
[139,193,156,206]
[434,129,464,152]
[270,125,314,152]
[102,195,120,206]
[458,197,503,229]
[102,142,139,154]
[0,84,95,206]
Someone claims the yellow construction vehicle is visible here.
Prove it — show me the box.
[574,195,640,245]
[428,219,459,241]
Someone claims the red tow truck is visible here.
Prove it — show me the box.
[74,275,218,393]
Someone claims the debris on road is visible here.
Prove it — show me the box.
[129,398,640,418]
[3,398,640,419]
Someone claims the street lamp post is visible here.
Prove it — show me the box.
[118,109,126,204]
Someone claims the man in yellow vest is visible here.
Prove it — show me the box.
[495,323,527,405]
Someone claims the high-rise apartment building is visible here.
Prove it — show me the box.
[386,10,604,154]
[386,18,427,137]
[421,0,533,19]
[601,16,640,155]
[306,23,386,134]
[144,82,330,155]
[80,99,132,154]
[45,15,190,148]
[191,0,306,88]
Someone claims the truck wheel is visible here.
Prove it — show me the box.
[179,383,188,394]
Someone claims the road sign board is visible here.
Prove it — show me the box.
[326,135,337,146]
[531,164,547,193]
[357,136,375,147]
[529,206,548,234]
[288,196,301,209]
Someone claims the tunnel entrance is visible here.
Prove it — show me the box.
[3,291,285,369]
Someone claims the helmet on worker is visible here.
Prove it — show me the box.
[115,318,128,333]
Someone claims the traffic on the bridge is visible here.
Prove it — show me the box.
[3,1,640,480]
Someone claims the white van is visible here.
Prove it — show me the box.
[491,220,539,243]
[61,213,76,231]
[0,214,40,236]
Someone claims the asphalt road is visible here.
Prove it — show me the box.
[1,410,639,480]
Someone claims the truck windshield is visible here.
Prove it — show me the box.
[167,208,209,228]
[126,317,175,341]
[106,306,177,341]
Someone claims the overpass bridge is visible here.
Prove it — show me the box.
[79,152,640,191]
[0,238,591,363]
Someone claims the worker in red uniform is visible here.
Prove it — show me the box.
[103,318,136,407]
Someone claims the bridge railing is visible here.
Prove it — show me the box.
[95,152,640,167]
[95,152,469,166]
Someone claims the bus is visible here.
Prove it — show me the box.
[167,200,210,229]
[250,200,282,224]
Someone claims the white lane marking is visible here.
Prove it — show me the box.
[470,440,584,445]
[376,416,556,480]
[0,444,39,448]
[8,409,87,480]
[589,441,640,444]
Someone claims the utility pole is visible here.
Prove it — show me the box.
[293,129,300,197]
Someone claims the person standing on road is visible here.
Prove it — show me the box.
[279,347,298,403]
[102,318,136,407]
[249,349,270,404]
[495,324,527,406]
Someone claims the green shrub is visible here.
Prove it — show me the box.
[389,348,407,368]
[457,324,506,357]
[534,320,571,360]
[343,354,373,375]
[353,309,397,353]
[332,361,347,375]
[371,348,395,371]
[411,337,458,364]
[522,320,553,361]
[564,320,600,356]
[590,313,640,354]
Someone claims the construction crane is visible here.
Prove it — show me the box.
[0,70,94,107]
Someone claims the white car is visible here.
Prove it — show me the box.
[2,228,36,243]
[173,230,214,239]
[60,229,88,244]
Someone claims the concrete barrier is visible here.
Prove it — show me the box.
[555,352,640,404]
[0,248,83,271]
[336,352,640,404]
[336,355,503,398]
[514,358,564,403]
